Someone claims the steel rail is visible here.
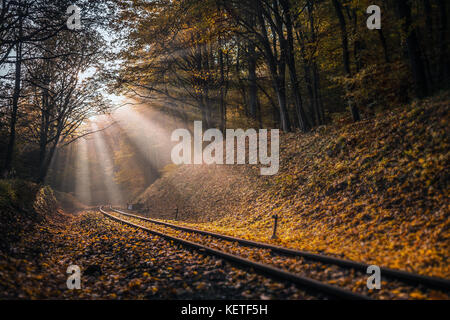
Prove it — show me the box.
[99,206,370,300]
[109,206,450,292]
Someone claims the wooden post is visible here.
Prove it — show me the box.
[271,214,279,239]
[175,207,178,220]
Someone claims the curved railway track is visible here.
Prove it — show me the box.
[99,206,450,299]
[108,207,450,291]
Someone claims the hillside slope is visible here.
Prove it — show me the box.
[136,92,449,278]
[0,180,60,253]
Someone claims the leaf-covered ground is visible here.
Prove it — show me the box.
[0,209,317,299]
[106,209,449,300]
[136,92,449,279]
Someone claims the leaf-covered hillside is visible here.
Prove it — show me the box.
[136,92,449,278]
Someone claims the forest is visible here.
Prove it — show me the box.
[0,0,448,203]
[0,0,449,301]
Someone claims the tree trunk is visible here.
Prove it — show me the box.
[394,0,429,98]
[38,80,50,182]
[437,0,449,83]
[312,63,324,124]
[236,44,249,116]
[272,73,290,132]
[246,11,258,120]
[295,26,316,126]
[306,0,324,125]
[351,9,363,73]
[219,41,227,132]
[280,0,310,132]
[332,0,360,122]
[256,4,291,131]
[2,41,22,178]
[247,40,258,119]
[332,0,351,75]
[377,29,390,63]
[38,129,61,183]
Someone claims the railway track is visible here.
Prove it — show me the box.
[99,206,450,300]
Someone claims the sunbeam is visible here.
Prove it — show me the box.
[91,123,124,206]
[74,138,92,205]
[112,103,176,168]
